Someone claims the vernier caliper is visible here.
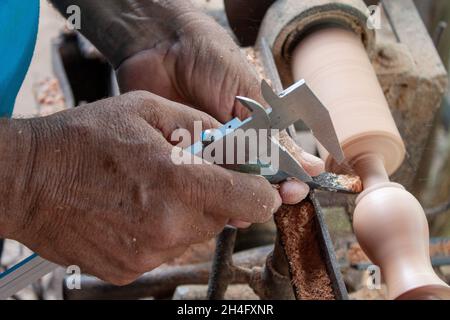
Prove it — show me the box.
[0,79,348,299]
[188,79,347,191]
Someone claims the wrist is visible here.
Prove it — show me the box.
[0,119,35,239]
[51,0,202,68]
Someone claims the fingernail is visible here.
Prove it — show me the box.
[280,180,310,205]
[297,182,310,196]
[301,151,324,167]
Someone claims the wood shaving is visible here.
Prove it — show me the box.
[275,200,335,300]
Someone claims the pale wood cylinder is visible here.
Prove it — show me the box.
[291,27,405,175]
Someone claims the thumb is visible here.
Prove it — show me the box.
[130,91,221,146]
[185,164,282,223]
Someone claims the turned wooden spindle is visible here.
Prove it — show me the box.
[291,27,450,299]
[352,154,448,299]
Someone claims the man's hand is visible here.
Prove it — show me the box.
[116,14,260,123]
[0,91,281,285]
[50,0,325,203]
[116,8,325,204]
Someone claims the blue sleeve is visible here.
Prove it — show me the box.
[0,0,40,118]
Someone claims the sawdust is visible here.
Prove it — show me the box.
[275,200,335,300]
[244,47,272,87]
[337,174,363,193]
[33,77,66,115]
[278,131,303,159]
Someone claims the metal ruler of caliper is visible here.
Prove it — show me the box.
[0,254,57,299]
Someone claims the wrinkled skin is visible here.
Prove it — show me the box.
[116,11,325,207]
[0,92,281,285]
[0,1,325,286]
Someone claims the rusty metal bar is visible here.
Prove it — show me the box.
[310,191,349,299]
[250,251,296,300]
[206,226,238,299]
[64,245,270,300]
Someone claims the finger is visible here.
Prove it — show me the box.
[231,59,264,121]
[278,131,325,177]
[186,164,282,224]
[297,148,325,177]
[279,179,310,204]
[124,91,221,144]
[228,219,252,229]
[157,102,221,148]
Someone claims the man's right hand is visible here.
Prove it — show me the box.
[0,91,281,285]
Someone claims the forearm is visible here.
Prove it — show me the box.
[50,0,201,68]
[0,119,33,238]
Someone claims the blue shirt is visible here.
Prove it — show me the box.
[0,0,39,118]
